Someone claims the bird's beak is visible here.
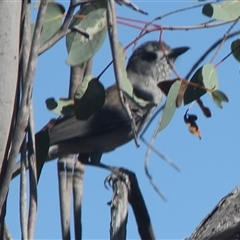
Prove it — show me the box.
[168,46,190,59]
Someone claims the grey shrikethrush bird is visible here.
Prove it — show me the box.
[43,41,189,164]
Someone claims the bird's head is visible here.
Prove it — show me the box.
[126,41,189,104]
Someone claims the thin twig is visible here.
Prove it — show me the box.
[155,0,219,21]
[210,17,240,63]
[139,105,180,172]
[71,26,89,38]
[185,30,240,79]
[120,19,234,53]
[117,1,219,38]
[136,20,234,38]
[39,29,72,55]
[144,109,167,201]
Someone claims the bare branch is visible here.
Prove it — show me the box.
[140,105,180,171]
[155,0,219,21]
[73,161,84,240]
[0,0,48,214]
[128,171,156,240]
[0,1,21,175]
[58,156,73,240]
[188,185,240,240]
[106,168,156,240]
[19,2,30,234]
[27,103,38,239]
[144,109,167,201]
[118,18,235,36]
[19,141,28,240]
[106,0,139,147]
[3,223,12,240]
[70,60,94,239]
[108,171,128,240]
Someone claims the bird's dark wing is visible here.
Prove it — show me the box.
[49,85,145,146]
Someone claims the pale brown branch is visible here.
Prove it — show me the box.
[155,0,219,21]
[19,141,28,240]
[189,185,240,240]
[58,156,73,240]
[0,0,48,213]
[107,0,139,147]
[27,103,38,240]
[73,161,84,240]
[19,1,31,238]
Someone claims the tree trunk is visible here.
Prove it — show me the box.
[0,1,21,170]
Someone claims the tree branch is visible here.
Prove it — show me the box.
[0,0,48,215]
[106,0,139,147]
[188,185,240,240]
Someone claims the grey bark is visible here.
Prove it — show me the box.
[188,185,240,240]
[0,1,21,171]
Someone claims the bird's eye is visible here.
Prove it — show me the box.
[141,51,157,61]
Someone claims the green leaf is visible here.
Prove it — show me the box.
[184,63,218,105]
[231,39,240,62]
[35,127,50,183]
[157,80,181,133]
[40,2,65,46]
[211,90,229,108]
[202,1,240,21]
[66,6,107,66]
[184,67,206,105]
[202,63,218,90]
[45,98,74,116]
[74,75,105,120]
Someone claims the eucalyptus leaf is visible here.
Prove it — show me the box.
[202,1,240,21]
[157,80,181,133]
[74,76,105,120]
[66,7,107,66]
[40,2,65,46]
[45,98,74,116]
[231,39,240,62]
[211,90,229,108]
[184,67,206,105]
[202,63,218,90]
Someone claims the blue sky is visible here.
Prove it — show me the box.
[6,1,240,239]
